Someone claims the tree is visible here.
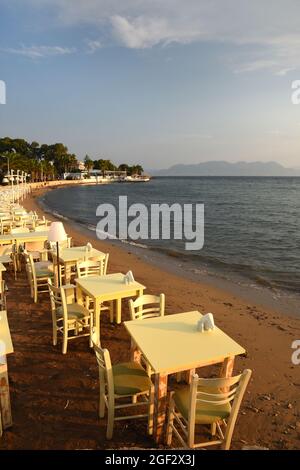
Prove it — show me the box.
[128,164,144,176]
[84,155,93,175]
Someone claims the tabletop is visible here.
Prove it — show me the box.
[58,246,106,263]
[75,272,145,298]
[0,263,6,272]
[0,230,49,244]
[124,311,245,375]
[0,310,14,355]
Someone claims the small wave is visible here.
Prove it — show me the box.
[120,239,149,249]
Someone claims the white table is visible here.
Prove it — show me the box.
[76,273,145,338]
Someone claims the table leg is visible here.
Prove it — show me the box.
[220,356,235,378]
[92,297,101,346]
[0,357,12,430]
[116,298,122,324]
[64,262,71,284]
[76,285,83,305]
[153,373,168,444]
[130,338,142,364]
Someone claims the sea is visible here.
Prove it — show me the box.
[40,176,300,316]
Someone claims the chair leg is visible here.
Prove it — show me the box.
[33,287,38,303]
[148,386,155,436]
[99,383,105,418]
[109,301,114,323]
[106,401,115,440]
[211,422,217,436]
[53,324,57,346]
[62,330,68,354]
[132,395,137,404]
[166,395,175,446]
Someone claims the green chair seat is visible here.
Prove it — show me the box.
[112,362,152,396]
[174,386,231,424]
[57,302,90,320]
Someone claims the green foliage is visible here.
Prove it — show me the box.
[0,137,77,181]
[0,137,145,182]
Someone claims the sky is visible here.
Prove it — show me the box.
[1,0,300,169]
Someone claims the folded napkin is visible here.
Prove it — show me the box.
[124,270,135,285]
[197,313,215,332]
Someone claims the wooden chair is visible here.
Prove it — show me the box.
[25,252,53,303]
[92,331,154,439]
[88,253,109,275]
[48,279,91,354]
[24,239,48,262]
[128,294,165,376]
[129,294,165,320]
[166,369,252,449]
[76,254,109,278]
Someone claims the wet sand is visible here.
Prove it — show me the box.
[1,184,299,450]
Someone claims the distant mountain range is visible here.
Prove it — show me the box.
[151,161,300,177]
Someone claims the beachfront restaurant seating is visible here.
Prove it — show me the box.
[92,331,154,439]
[48,279,91,354]
[166,369,252,449]
[25,252,53,303]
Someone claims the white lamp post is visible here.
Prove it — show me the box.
[48,222,67,287]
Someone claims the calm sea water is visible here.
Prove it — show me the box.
[41,177,300,300]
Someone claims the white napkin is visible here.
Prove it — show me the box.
[86,242,92,252]
[124,270,135,284]
[197,313,215,332]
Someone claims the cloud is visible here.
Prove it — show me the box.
[1,44,75,59]
[7,1,300,72]
[86,39,102,54]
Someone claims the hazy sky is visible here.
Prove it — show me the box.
[1,0,300,169]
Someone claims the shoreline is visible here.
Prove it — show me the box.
[38,183,300,319]
[12,182,299,449]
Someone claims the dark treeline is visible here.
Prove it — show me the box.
[0,137,143,182]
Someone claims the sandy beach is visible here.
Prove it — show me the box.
[1,183,300,450]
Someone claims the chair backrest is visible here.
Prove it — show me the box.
[48,278,68,324]
[129,293,165,320]
[11,227,30,234]
[25,240,46,253]
[76,256,108,277]
[188,370,252,445]
[91,331,114,398]
[24,251,36,285]
[34,224,48,232]
[49,237,72,251]
[88,253,109,275]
